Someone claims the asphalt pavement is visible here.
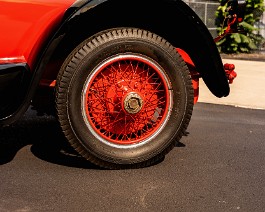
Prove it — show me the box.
[199,58,265,110]
[0,57,264,212]
[0,103,264,212]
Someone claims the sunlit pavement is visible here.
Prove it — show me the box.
[199,59,265,110]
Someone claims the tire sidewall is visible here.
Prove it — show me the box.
[67,37,188,164]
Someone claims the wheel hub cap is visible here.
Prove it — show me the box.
[124,92,143,114]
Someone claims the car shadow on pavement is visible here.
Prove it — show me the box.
[0,110,186,169]
[0,113,99,169]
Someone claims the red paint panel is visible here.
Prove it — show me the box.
[176,48,200,104]
[0,0,75,68]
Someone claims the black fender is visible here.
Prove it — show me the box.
[65,0,229,98]
[52,0,229,98]
[1,0,229,125]
[169,0,230,97]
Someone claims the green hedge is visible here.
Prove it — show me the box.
[215,0,265,53]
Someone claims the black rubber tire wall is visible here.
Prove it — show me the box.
[55,28,194,169]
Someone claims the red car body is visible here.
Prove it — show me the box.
[0,0,243,169]
[0,0,74,67]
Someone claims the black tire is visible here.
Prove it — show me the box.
[55,28,193,169]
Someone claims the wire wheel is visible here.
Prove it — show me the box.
[82,54,171,146]
[56,28,194,169]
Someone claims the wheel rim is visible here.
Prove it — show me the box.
[82,54,172,146]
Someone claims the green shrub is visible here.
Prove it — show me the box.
[215,0,265,53]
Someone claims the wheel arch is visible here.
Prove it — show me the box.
[42,0,229,98]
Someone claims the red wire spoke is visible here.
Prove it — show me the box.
[84,56,170,145]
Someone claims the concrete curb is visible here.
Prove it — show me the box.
[221,53,265,62]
